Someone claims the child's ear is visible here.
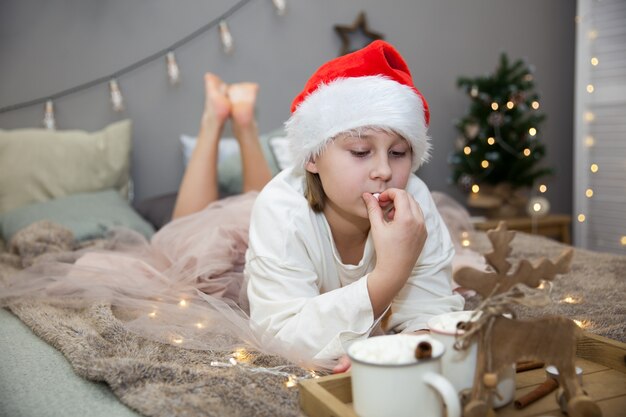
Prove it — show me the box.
[305,159,319,174]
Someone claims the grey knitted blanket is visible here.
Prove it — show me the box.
[1,221,625,417]
[0,222,308,417]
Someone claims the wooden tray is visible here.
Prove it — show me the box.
[299,333,626,417]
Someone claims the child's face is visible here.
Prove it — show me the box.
[306,128,412,222]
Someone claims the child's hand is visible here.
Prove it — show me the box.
[332,355,352,374]
[364,188,427,276]
[363,189,428,317]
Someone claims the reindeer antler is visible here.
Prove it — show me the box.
[484,222,516,275]
[454,222,574,299]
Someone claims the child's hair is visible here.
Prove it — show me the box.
[305,171,326,212]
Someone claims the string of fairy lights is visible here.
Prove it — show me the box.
[575,5,625,250]
[151,296,322,388]
[0,0,288,128]
[576,14,600,229]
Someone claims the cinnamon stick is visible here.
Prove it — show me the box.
[516,360,545,372]
[514,378,559,409]
[415,341,432,359]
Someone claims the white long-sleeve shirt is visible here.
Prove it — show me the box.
[244,167,464,364]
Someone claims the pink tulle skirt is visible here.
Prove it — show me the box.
[0,192,322,365]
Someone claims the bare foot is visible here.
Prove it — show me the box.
[228,82,259,128]
[201,73,231,128]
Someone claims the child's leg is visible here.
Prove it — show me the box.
[229,83,273,192]
[172,73,231,220]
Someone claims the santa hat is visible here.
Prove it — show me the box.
[285,40,431,173]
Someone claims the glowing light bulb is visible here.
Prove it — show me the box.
[219,20,234,54]
[585,136,595,147]
[491,102,499,111]
[43,100,56,130]
[573,319,591,329]
[463,146,471,155]
[585,189,594,198]
[109,79,124,112]
[487,137,495,145]
[506,101,514,109]
[539,184,547,193]
[481,160,489,168]
[586,84,594,93]
[588,30,598,40]
[166,51,181,84]
[584,112,595,122]
[272,0,287,15]
[533,202,542,212]
[577,214,586,223]
[233,348,250,363]
[285,375,298,388]
[471,184,480,193]
[531,101,540,110]
[529,127,537,136]
[179,299,188,307]
[172,337,184,344]
[590,164,598,173]
[561,296,582,304]
[621,236,626,246]
[590,57,599,66]
[195,322,204,329]
[148,311,157,318]
[523,148,531,157]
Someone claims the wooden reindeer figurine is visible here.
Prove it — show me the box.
[454,222,601,417]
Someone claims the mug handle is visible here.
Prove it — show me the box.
[423,372,461,417]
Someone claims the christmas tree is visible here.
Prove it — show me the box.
[449,53,553,196]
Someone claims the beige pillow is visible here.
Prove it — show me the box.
[0,119,131,214]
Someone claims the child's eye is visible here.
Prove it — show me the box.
[390,150,408,158]
[350,150,370,158]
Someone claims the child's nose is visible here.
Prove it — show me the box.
[370,155,392,181]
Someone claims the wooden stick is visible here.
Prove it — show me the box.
[516,360,545,372]
[514,378,559,409]
[415,341,432,359]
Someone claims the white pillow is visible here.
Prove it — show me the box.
[268,136,293,171]
[178,129,290,196]
[179,134,240,166]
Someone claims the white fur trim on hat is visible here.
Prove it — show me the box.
[285,75,430,173]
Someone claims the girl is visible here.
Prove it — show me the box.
[244,40,464,370]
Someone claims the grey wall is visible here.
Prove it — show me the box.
[0,0,576,215]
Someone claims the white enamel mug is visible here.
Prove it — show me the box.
[428,311,515,408]
[347,334,461,417]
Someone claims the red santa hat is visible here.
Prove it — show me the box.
[285,40,431,173]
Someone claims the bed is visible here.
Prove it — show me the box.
[1,122,625,417]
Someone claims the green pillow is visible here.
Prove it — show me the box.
[0,120,132,214]
[0,189,154,242]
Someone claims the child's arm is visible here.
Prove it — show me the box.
[362,188,428,318]
[383,178,465,333]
